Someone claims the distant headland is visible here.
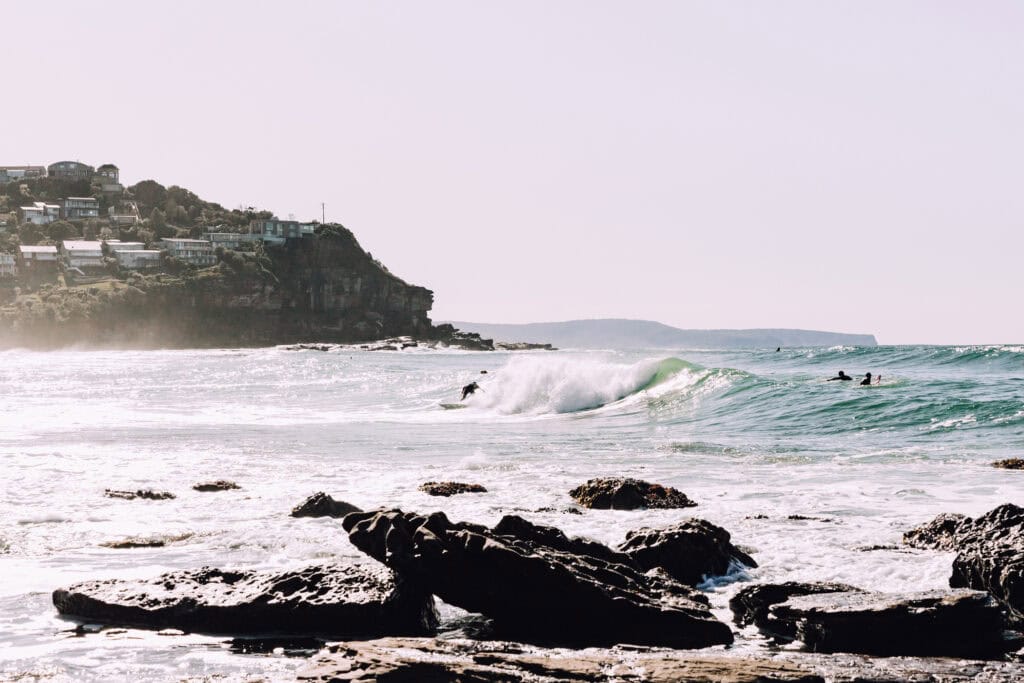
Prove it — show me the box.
[445,319,878,349]
[0,161,493,350]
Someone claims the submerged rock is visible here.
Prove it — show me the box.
[297,637,1024,683]
[104,489,175,501]
[192,480,240,492]
[417,481,488,497]
[730,582,861,640]
[52,563,437,637]
[342,509,732,648]
[770,589,1013,659]
[907,504,1024,622]
[993,458,1024,470]
[568,477,696,510]
[100,532,193,549]
[618,519,756,586]
[291,492,361,519]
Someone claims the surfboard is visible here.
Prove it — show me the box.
[439,403,468,410]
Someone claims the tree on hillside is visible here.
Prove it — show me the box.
[47,220,77,242]
[18,223,42,246]
[148,208,175,238]
[130,180,167,213]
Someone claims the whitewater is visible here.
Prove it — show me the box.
[0,344,1022,680]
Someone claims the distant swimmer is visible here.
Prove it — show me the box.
[828,371,853,381]
[461,381,480,401]
[860,372,873,386]
[775,347,781,352]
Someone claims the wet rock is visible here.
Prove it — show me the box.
[104,489,175,501]
[534,506,583,515]
[948,504,1024,622]
[418,481,488,497]
[297,637,1024,682]
[770,589,1013,658]
[903,512,970,550]
[993,459,1024,470]
[52,563,437,637]
[569,477,696,510]
[730,581,861,640]
[617,519,756,586]
[100,532,192,549]
[342,509,732,648]
[495,342,556,351]
[291,492,361,519]
[192,480,240,492]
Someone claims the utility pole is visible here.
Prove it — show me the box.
[321,202,325,225]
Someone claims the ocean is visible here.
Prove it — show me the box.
[1,344,1022,680]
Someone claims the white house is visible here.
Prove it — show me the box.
[18,245,59,272]
[159,238,216,267]
[204,231,259,250]
[0,253,15,278]
[61,240,106,270]
[20,202,61,225]
[248,219,316,245]
[114,249,162,270]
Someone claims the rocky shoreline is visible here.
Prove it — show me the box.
[50,480,1024,680]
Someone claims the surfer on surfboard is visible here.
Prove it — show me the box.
[461,381,481,401]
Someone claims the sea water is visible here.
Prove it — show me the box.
[0,344,1022,680]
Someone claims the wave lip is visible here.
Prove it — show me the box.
[469,356,700,415]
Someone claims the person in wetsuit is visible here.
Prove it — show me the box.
[828,371,853,381]
[860,372,873,386]
[461,381,480,400]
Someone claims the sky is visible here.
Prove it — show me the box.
[4,1,1022,344]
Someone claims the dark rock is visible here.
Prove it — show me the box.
[948,504,1024,622]
[104,489,175,501]
[903,512,970,550]
[618,519,756,586]
[192,480,240,492]
[770,589,1013,658]
[52,563,437,637]
[495,342,557,351]
[297,637,1024,682]
[291,492,361,519]
[993,459,1024,470]
[534,506,583,515]
[731,582,862,640]
[569,477,696,510]
[417,481,487,497]
[342,509,732,648]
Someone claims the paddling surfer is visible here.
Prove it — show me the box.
[860,372,873,386]
[828,371,853,381]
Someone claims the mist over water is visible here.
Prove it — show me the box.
[1,344,1022,680]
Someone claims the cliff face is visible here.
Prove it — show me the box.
[0,227,438,349]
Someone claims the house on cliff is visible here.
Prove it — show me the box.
[48,161,94,181]
[249,219,316,245]
[61,240,106,271]
[159,238,216,266]
[0,253,15,279]
[61,197,100,220]
[20,202,61,225]
[0,166,46,183]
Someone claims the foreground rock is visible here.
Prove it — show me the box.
[291,493,361,519]
[192,480,240,492]
[343,509,732,648]
[770,589,1013,658]
[618,519,756,586]
[53,563,437,637]
[730,582,862,640]
[418,481,487,497]
[993,459,1024,470]
[569,477,696,510]
[297,637,1024,682]
[906,504,1024,622]
[104,489,175,501]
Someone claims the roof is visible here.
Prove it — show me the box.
[64,196,99,202]
[161,238,212,245]
[62,241,104,252]
[97,163,119,170]
[20,245,58,253]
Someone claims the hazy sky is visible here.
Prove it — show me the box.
[6,1,1022,343]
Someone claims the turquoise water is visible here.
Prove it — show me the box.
[0,344,1021,680]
